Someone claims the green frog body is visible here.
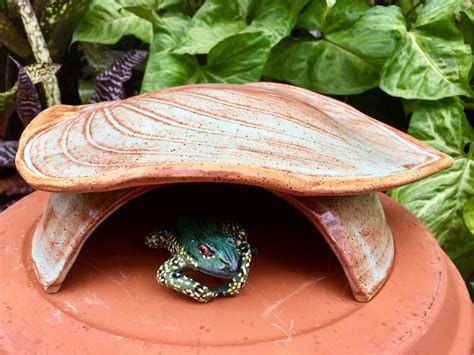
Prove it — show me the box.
[145,214,253,302]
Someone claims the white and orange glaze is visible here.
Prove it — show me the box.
[17,83,451,302]
[16,83,451,194]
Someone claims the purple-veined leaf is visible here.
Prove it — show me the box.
[90,49,148,103]
[1,62,60,114]
[0,140,18,168]
[9,57,42,126]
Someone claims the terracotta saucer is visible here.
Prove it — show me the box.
[0,186,472,353]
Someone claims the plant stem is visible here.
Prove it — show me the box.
[13,0,60,106]
[396,0,414,14]
[405,1,424,18]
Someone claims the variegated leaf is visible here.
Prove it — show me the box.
[14,0,61,106]
[90,49,148,103]
[38,0,90,39]
[0,62,60,113]
[10,57,41,126]
[0,140,18,168]
[22,62,61,83]
[389,98,473,276]
[464,197,474,234]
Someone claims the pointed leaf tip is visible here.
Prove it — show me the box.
[9,56,42,127]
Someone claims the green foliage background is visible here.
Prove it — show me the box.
[1,0,473,292]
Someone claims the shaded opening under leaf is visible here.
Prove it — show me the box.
[463,142,471,156]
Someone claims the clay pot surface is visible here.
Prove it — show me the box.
[0,187,472,354]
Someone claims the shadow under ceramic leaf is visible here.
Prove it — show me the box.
[62,184,345,292]
[45,184,356,345]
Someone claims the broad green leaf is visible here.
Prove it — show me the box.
[116,0,160,9]
[457,0,474,21]
[464,198,474,234]
[380,0,473,99]
[158,0,205,15]
[174,0,307,55]
[141,52,198,91]
[265,5,405,94]
[174,0,246,54]
[327,6,406,67]
[0,11,31,57]
[414,0,462,27]
[244,0,309,46]
[158,0,182,9]
[457,12,474,70]
[72,0,155,44]
[389,99,473,276]
[141,12,196,91]
[150,12,191,52]
[297,0,369,33]
[264,38,380,94]
[141,32,271,92]
[196,32,272,83]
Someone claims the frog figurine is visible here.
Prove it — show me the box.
[145,214,254,302]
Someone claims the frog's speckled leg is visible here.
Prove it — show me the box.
[220,221,252,297]
[157,254,220,303]
[221,240,252,296]
[144,228,171,249]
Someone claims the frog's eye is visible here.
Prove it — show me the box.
[198,243,210,256]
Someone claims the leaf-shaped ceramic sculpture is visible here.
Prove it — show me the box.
[16,83,452,302]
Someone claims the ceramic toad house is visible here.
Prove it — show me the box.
[15,82,452,302]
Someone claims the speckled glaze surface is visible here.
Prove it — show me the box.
[277,192,393,302]
[16,83,451,194]
[32,187,391,302]
[14,83,452,303]
[32,187,155,293]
